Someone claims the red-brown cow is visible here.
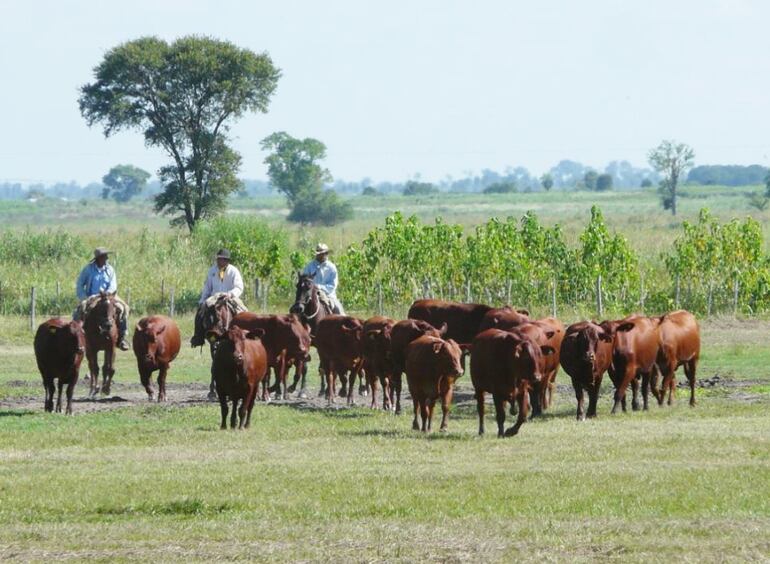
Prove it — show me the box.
[653,310,700,407]
[315,315,365,405]
[389,319,447,414]
[560,321,614,420]
[132,315,181,402]
[231,312,311,401]
[362,316,395,410]
[608,315,660,414]
[209,326,268,430]
[470,328,553,437]
[405,335,464,432]
[477,306,530,333]
[34,318,85,415]
[408,299,492,346]
[510,318,564,416]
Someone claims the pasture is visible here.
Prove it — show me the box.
[1,188,770,561]
[0,313,769,561]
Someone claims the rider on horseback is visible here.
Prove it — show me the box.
[190,248,247,347]
[74,248,130,351]
[302,243,345,315]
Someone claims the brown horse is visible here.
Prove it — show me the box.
[83,291,119,396]
[290,273,335,396]
[197,294,240,400]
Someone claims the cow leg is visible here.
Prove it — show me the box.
[358,370,368,397]
[476,390,486,435]
[139,367,154,400]
[230,398,239,429]
[530,382,543,418]
[493,395,506,438]
[318,364,327,397]
[611,364,635,414]
[379,374,390,411]
[667,374,676,406]
[685,359,697,406]
[439,387,453,431]
[411,396,420,431]
[505,388,529,437]
[65,377,77,415]
[369,373,379,409]
[572,378,584,421]
[421,399,431,432]
[630,376,640,411]
[393,372,403,415]
[345,370,356,406]
[43,378,54,412]
[298,360,309,398]
[641,372,651,411]
[55,379,64,413]
[157,366,168,402]
[587,376,601,419]
[219,396,228,430]
[547,372,556,410]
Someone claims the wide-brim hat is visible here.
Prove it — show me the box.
[315,243,330,256]
[216,248,231,260]
[92,247,111,261]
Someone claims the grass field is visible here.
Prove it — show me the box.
[1,314,768,561]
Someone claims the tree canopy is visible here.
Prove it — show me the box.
[102,164,150,202]
[79,35,280,231]
[648,140,695,216]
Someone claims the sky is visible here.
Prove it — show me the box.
[1,0,769,185]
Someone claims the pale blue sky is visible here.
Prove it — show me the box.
[1,0,769,185]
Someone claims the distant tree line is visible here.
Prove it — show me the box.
[687,165,768,186]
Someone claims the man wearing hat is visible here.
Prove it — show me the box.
[190,248,246,347]
[74,247,130,350]
[302,243,345,314]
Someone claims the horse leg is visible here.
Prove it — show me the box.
[101,347,115,396]
[208,343,218,401]
[87,351,100,397]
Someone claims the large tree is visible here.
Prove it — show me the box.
[79,36,280,231]
[261,132,352,225]
[648,140,695,216]
[102,164,150,202]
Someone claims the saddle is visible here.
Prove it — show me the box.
[204,292,247,315]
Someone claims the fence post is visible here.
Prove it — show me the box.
[254,278,260,301]
[596,275,603,318]
[733,275,740,318]
[30,287,36,332]
[56,280,61,300]
[551,277,557,318]
[160,278,165,301]
[262,281,269,312]
[505,279,512,306]
[377,282,383,315]
[465,277,471,303]
[675,275,680,309]
[169,287,175,317]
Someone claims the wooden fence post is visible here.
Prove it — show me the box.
[596,275,603,318]
[30,287,36,332]
[262,281,269,312]
[551,277,557,318]
[465,278,471,303]
[254,278,260,301]
[169,288,175,317]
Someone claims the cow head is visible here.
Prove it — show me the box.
[575,323,613,365]
[509,334,553,383]
[208,326,265,380]
[432,338,464,379]
[53,320,85,358]
[340,318,364,341]
[135,321,167,364]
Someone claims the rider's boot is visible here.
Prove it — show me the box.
[117,316,130,351]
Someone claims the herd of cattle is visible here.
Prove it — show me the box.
[32,298,700,436]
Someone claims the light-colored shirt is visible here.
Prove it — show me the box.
[302,259,339,298]
[199,264,244,304]
[76,262,117,300]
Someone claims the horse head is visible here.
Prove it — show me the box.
[290,273,317,316]
[203,294,235,342]
[89,291,116,338]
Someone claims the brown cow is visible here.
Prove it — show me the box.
[407,299,492,346]
[132,315,181,402]
[389,319,447,414]
[470,328,553,437]
[560,321,614,420]
[209,326,268,429]
[231,313,311,401]
[653,310,700,407]
[362,316,395,410]
[34,318,85,414]
[405,335,464,432]
[514,318,564,416]
[608,315,660,414]
[477,306,530,333]
[315,315,365,405]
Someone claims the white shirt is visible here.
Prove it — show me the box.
[199,264,244,304]
[302,259,339,298]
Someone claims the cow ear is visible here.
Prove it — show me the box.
[616,322,635,333]
[541,345,556,356]
[432,341,443,354]
[438,322,448,336]
[599,332,613,342]
[247,328,266,340]
[517,309,530,316]
[134,322,143,332]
